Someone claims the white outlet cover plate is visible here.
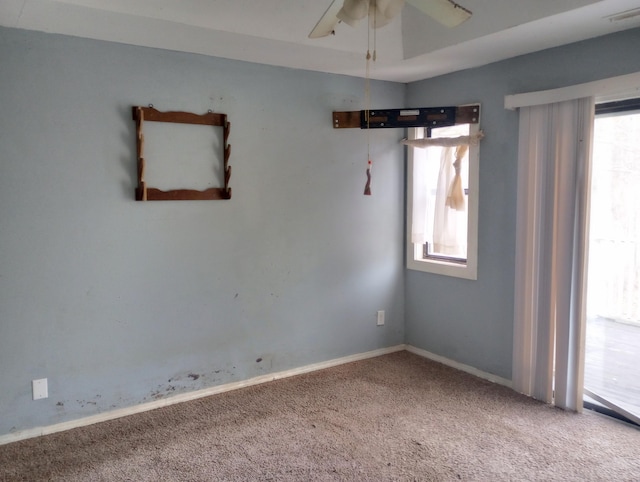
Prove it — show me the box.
[32,378,48,400]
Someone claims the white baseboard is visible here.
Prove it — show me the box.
[1,344,511,446]
[0,344,406,446]
[405,345,512,388]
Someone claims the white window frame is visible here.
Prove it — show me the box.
[406,121,480,280]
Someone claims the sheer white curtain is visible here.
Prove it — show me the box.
[512,97,594,411]
[432,146,467,256]
[410,127,468,257]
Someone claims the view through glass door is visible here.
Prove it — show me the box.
[584,98,640,425]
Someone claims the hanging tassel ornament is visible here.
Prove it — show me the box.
[364,48,372,196]
[363,3,376,196]
[364,159,372,195]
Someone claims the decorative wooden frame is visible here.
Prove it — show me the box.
[132,105,231,201]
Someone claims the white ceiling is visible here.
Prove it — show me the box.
[2,0,640,82]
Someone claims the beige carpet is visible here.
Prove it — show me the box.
[1,351,639,481]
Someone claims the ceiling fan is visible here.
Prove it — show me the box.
[309,0,472,38]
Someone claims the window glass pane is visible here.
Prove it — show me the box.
[420,124,470,261]
[406,107,480,281]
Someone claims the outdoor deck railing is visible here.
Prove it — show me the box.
[588,237,640,325]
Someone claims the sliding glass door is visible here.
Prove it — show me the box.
[584,98,640,425]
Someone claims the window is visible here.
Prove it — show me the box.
[406,121,480,279]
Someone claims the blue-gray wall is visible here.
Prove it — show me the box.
[0,27,406,437]
[405,27,640,379]
[3,23,640,439]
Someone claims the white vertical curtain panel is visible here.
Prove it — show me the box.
[512,97,594,411]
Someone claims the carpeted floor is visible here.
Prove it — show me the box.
[1,351,639,481]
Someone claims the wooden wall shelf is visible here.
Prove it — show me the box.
[132,106,231,201]
[332,105,480,130]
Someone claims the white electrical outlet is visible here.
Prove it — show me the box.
[32,378,48,400]
[377,310,385,326]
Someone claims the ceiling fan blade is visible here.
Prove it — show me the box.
[309,0,343,38]
[406,0,472,27]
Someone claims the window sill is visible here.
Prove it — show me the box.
[407,256,477,280]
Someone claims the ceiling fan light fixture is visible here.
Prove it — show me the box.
[369,0,406,28]
[337,0,370,26]
[369,9,392,28]
[375,0,405,21]
[309,0,472,38]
